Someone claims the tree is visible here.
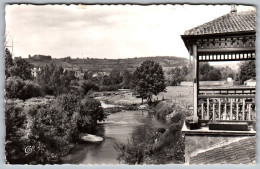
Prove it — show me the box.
[109,68,123,85]
[36,64,77,95]
[102,75,112,86]
[239,60,256,84]
[5,93,104,164]
[221,66,236,80]
[5,103,28,164]
[207,69,222,81]
[8,57,33,80]
[122,70,133,88]
[5,48,13,79]
[77,97,105,133]
[199,62,222,81]
[5,76,42,100]
[169,67,182,86]
[133,60,166,103]
[78,80,99,95]
[83,71,93,80]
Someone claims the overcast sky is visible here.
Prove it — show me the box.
[5,4,255,59]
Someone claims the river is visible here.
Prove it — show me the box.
[61,105,167,164]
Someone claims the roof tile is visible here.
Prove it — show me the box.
[184,10,256,35]
[189,136,256,164]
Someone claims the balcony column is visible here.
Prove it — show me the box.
[193,44,198,118]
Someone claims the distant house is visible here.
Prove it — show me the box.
[226,77,234,86]
[63,67,78,72]
[92,72,110,78]
[63,67,85,79]
[75,70,84,79]
[244,79,256,87]
[31,67,41,77]
[227,77,233,82]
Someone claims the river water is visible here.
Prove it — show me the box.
[61,107,167,164]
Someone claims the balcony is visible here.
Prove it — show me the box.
[183,87,256,134]
[198,87,255,122]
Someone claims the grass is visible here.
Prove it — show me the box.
[94,86,193,111]
[154,86,193,109]
[95,91,143,105]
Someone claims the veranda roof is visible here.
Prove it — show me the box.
[184,10,256,36]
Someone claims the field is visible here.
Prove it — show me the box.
[27,56,188,72]
[95,86,193,109]
[95,90,143,105]
[155,86,193,108]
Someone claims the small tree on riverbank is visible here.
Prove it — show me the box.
[133,60,166,104]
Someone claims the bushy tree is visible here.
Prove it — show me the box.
[77,97,105,133]
[83,71,93,80]
[102,75,112,86]
[122,70,133,88]
[109,68,123,85]
[239,60,256,84]
[5,48,13,79]
[168,67,182,86]
[115,102,187,164]
[5,76,42,100]
[166,65,191,86]
[78,80,99,95]
[8,57,33,80]
[5,93,105,164]
[133,60,166,103]
[221,66,236,80]
[5,48,33,80]
[5,104,28,164]
[199,62,222,81]
[207,69,222,81]
[36,64,76,95]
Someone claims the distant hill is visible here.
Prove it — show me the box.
[27,56,189,72]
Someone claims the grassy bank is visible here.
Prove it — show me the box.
[115,100,190,164]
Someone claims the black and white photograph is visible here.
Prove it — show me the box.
[4,3,256,165]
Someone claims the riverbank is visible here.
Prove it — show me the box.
[96,91,148,114]
[62,87,192,164]
[115,100,190,164]
[61,109,167,164]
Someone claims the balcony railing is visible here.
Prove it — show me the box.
[198,88,256,121]
[199,87,255,95]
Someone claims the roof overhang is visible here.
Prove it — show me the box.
[181,30,256,53]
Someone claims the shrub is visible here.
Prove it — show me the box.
[5,97,79,164]
[77,97,105,133]
[115,103,187,164]
[154,101,174,119]
[79,80,99,95]
[5,76,42,100]
[5,92,105,164]
[5,104,28,164]
[115,138,144,164]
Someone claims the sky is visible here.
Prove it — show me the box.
[5,4,255,59]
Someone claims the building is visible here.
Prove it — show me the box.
[63,67,85,79]
[181,6,256,164]
[31,67,41,77]
[244,78,256,87]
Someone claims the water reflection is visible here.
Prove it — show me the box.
[61,110,167,164]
